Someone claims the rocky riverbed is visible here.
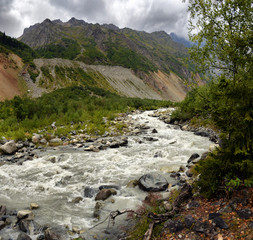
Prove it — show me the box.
[0,109,215,240]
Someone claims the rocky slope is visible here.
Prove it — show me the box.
[0,53,24,101]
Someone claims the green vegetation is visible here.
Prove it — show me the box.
[0,31,37,63]
[36,38,80,60]
[0,86,171,140]
[173,0,253,197]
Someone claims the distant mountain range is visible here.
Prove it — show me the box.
[0,18,202,102]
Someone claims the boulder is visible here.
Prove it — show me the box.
[0,141,17,155]
[95,189,117,201]
[30,203,39,210]
[93,202,103,219]
[237,208,252,219]
[49,138,62,144]
[17,232,32,240]
[32,134,41,143]
[99,185,119,190]
[138,173,168,192]
[212,217,229,229]
[84,187,98,198]
[45,228,62,240]
[17,210,34,220]
[187,153,200,163]
[72,197,83,204]
[164,219,184,233]
[184,215,196,228]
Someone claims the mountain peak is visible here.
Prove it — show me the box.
[42,18,53,25]
[67,17,87,26]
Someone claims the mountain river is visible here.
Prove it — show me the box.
[0,109,212,239]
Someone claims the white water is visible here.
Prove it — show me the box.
[0,110,212,239]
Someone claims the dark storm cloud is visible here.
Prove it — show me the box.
[49,0,107,22]
[0,0,21,36]
[0,0,189,38]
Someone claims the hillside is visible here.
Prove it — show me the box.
[19,18,195,82]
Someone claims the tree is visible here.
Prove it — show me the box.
[185,0,253,197]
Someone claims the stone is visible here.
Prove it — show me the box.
[194,219,211,234]
[0,205,6,218]
[30,203,39,209]
[186,170,193,177]
[17,210,34,220]
[72,197,83,204]
[95,189,117,201]
[0,221,5,230]
[179,165,186,172]
[209,212,222,220]
[0,140,17,155]
[32,134,41,143]
[40,138,47,144]
[49,138,62,144]
[212,217,229,229]
[17,232,32,240]
[187,201,200,209]
[194,131,210,137]
[237,208,252,219]
[164,219,184,233]
[163,201,173,211]
[99,185,119,190]
[93,202,104,219]
[152,129,158,133]
[184,215,196,228]
[187,153,200,163]
[126,180,139,188]
[44,228,62,240]
[138,173,168,192]
[84,187,98,198]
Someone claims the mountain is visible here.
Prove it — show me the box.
[19,18,196,79]
[169,32,193,48]
[0,19,203,102]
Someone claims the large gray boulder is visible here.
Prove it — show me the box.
[0,140,17,155]
[138,173,168,192]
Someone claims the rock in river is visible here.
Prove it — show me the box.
[0,140,17,155]
[138,173,168,192]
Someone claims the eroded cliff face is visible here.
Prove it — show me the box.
[0,54,24,101]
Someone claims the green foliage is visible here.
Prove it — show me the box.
[107,41,157,73]
[182,0,253,197]
[36,38,80,60]
[0,86,172,139]
[0,31,37,63]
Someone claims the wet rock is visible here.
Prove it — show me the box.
[194,131,210,137]
[152,129,158,133]
[72,197,83,204]
[19,219,41,235]
[144,137,158,142]
[0,205,6,218]
[154,151,163,158]
[93,202,104,219]
[99,185,119,190]
[17,232,32,240]
[164,219,184,233]
[0,221,5,230]
[126,180,139,188]
[84,187,98,198]
[179,165,186,172]
[0,141,17,155]
[95,189,117,201]
[138,173,168,192]
[37,235,45,240]
[237,208,252,219]
[30,203,39,210]
[212,217,228,229]
[170,172,180,178]
[17,210,34,220]
[187,153,200,163]
[186,170,193,177]
[44,228,62,240]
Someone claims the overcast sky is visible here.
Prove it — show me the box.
[0,0,189,38]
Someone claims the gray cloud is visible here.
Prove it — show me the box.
[0,0,189,38]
